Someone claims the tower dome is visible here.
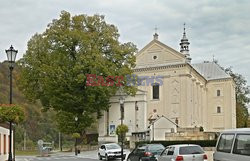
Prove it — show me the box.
[180,23,191,63]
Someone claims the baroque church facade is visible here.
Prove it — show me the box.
[98,27,236,142]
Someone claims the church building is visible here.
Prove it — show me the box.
[98,26,236,143]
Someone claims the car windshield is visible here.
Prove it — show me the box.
[106,144,121,150]
[148,144,165,152]
[179,146,204,155]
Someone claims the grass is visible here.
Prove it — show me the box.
[15,150,39,156]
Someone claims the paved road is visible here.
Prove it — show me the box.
[16,150,213,161]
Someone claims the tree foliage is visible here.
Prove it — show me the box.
[225,67,250,127]
[72,133,81,139]
[115,124,129,136]
[55,110,94,135]
[0,104,25,123]
[18,11,137,132]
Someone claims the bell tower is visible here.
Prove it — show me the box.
[180,23,191,63]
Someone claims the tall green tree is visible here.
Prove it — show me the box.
[18,11,137,131]
[225,67,250,127]
[55,111,93,135]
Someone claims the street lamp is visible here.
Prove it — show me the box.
[5,45,18,161]
[119,96,125,161]
[148,109,159,142]
[148,118,157,141]
[74,116,78,156]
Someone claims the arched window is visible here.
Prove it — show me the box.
[152,83,160,99]
[217,106,221,113]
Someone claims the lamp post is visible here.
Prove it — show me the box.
[148,118,156,141]
[74,116,78,156]
[119,96,125,161]
[5,45,18,161]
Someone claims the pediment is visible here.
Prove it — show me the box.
[135,40,186,68]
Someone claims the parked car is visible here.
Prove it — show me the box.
[127,144,165,161]
[98,143,126,160]
[158,144,208,161]
[213,128,250,161]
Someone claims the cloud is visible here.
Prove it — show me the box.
[0,0,250,84]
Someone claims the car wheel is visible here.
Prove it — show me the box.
[98,153,102,160]
[105,154,109,161]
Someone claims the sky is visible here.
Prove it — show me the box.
[0,0,250,87]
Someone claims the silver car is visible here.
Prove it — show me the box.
[98,143,125,160]
[158,144,208,161]
[213,128,250,161]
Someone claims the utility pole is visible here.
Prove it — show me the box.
[24,131,26,150]
[59,132,61,151]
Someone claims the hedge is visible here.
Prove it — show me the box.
[135,140,217,147]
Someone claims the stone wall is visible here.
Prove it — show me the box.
[165,127,216,141]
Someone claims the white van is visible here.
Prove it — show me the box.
[214,128,250,161]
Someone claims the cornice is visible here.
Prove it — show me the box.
[207,78,233,82]
[133,63,187,72]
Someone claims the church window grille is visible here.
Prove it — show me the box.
[152,83,160,99]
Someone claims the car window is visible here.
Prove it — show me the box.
[217,134,235,153]
[179,146,204,155]
[106,144,121,150]
[134,145,147,153]
[161,148,169,156]
[233,134,250,156]
[100,145,105,149]
[167,147,175,155]
[148,144,165,152]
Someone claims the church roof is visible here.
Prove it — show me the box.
[151,115,179,127]
[191,62,231,81]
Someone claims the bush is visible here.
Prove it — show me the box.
[136,140,217,147]
[116,124,129,136]
[0,104,25,123]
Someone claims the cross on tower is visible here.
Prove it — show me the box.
[183,23,186,33]
[154,26,158,34]
[153,26,159,40]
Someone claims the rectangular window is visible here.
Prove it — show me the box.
[179,146,204,155]
[217,106,221,113]
[217,90,221,96]
[152,83,159,99]
[217,134,235,153]
[4,134,6,154]
[233,134,250,156]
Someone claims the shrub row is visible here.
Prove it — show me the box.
[136,140,217,147]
